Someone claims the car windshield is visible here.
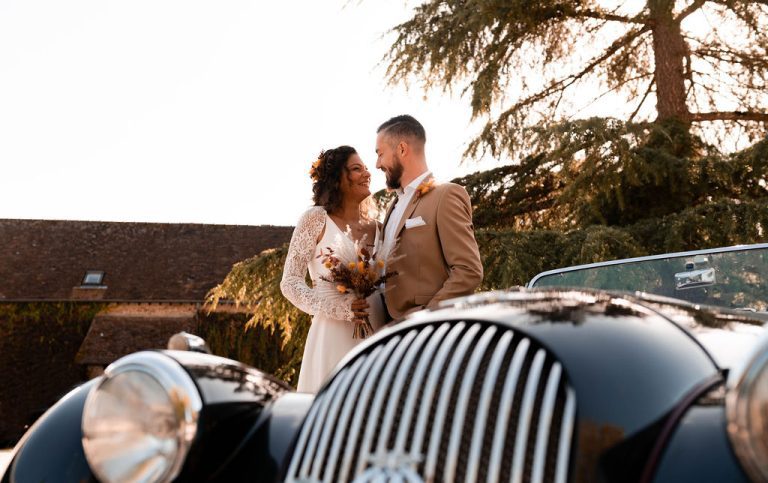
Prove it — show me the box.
[528,244,768,312]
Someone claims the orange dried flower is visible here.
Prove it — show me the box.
[416,178,435,198]
[317,232,398,339]
[309,156,323,181]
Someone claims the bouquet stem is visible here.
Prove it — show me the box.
[353,314,374,339]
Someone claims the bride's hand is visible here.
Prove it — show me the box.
[351,297,369,321]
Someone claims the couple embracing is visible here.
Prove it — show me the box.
[280,115,483,393]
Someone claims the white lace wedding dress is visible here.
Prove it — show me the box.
[280,206,385,393]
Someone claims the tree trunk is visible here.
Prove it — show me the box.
[649,0,690,122]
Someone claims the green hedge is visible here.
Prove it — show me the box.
[195,310,307,386]
[0,302,104,445]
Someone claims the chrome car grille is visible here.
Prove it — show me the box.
[285,322,577,483]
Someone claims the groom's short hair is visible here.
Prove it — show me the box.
[377,115,426,147]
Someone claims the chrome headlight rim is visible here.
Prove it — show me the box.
[726,329,768,482]
[82,351,203,483]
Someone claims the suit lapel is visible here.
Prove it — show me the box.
[385,174,434,238]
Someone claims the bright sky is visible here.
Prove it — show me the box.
[0,0,500,227]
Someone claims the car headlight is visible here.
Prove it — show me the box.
[82,351,202,483]
[726,329,768,482]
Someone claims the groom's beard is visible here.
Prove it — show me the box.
[385,156,404,190]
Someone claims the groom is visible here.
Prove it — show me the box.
[376,114,483,321]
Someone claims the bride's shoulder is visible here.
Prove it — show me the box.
[297,206,327,223]
[294,206,328,232]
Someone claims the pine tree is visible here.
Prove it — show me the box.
[385,0,768,157]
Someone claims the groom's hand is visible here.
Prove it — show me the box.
[351,298,369,320]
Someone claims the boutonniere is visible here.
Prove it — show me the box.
[416,178,435,198]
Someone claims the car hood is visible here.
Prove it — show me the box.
[686,321,764,369]
[460,288,766,371]
[622,291,767,370]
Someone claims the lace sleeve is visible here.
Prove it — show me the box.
[280,207,354,321]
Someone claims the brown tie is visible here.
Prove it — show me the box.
[382,195,399,231]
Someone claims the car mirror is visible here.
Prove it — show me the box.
[675,266,716,290]
[167,331,211,354]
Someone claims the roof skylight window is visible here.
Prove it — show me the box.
[82,271,105,286]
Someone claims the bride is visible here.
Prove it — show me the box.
[280,145,386,393]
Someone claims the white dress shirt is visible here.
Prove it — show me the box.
[383,170,432,245]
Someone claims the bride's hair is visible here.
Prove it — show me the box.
[312,146,375,220]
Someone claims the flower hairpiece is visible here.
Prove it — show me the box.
[309,155,323,181]
[416,178,435,198]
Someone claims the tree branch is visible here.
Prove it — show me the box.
[575,9,649,24]
[503,25,652,118]
[690,111,768,122]
[694,47,768,68]
[675,0,707,24]
[569,73,653,119]
[709,0,768,6]
[629,79,656,122]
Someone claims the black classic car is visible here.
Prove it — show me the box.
[2,243,768,482]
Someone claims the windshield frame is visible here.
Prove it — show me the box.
[527,243,768,289]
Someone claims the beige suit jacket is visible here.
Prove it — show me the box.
[382,181,483,320]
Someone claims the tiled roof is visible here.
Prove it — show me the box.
[0,219,293,301]
[75,314,197,365]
